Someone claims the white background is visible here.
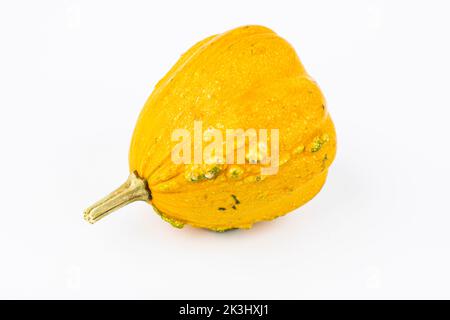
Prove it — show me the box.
[0,0,449,299]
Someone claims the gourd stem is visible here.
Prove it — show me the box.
[84,172,151,224]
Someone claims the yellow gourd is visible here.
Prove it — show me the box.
[84,25,336,231]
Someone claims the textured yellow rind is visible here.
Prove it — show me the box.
[129,25,337,231]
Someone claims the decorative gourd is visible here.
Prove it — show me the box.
[84,25,336,231]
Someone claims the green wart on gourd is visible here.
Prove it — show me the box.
[185,164,223,182]
[153,205,185,228]
[310,134,330,153]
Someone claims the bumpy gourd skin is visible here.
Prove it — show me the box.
[129,25,336,231]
